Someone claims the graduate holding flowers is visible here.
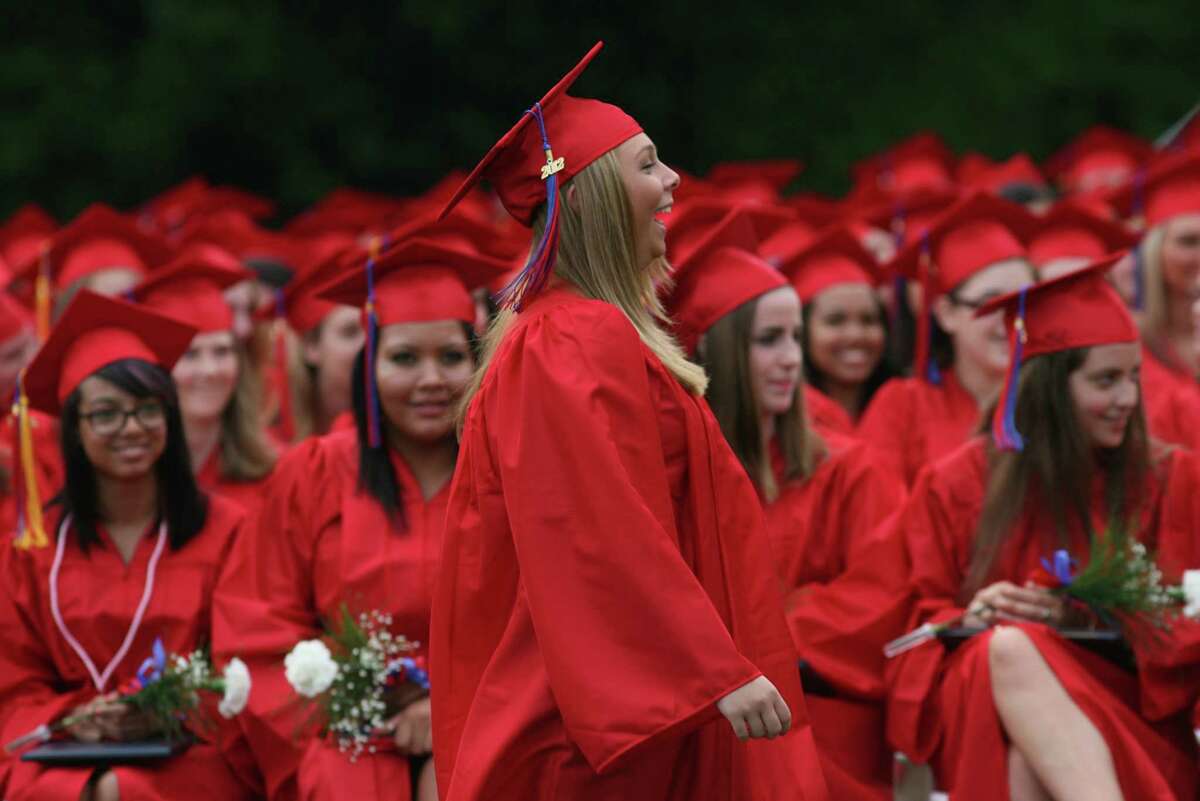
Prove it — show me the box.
[0,291,257,801]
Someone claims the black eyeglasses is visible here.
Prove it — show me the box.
[947,292,1005,311]
[80,401,167,436]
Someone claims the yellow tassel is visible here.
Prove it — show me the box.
[34,249,51,343]
[12,375,46,550]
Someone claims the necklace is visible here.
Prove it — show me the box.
[48,514,168,692]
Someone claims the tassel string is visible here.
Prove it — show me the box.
[992,287,1028,451]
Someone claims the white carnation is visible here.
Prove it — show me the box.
[219,658,252,718]
[1182,570,1200,618]
[285,640,339,698]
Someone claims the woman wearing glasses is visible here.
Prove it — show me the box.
[858,194,1037,486]
[0,291,256,801]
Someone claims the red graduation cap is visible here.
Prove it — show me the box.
[704,160,804,204]
[0,292,32,342]
[1027,201,1139,267]
[318,236,508,448]
[776,226,883,303]
[850,132,957,197]
[11,289,196,548]
[273,234,363,335]
[665,208,787,355]
[10,204,173,341]
[23,289,197,416]
[130,245,252,332]
[438,41,643,311]
[842,185,962,248]
[284,189,406,239]
[977,254,1137,451]
[664,197,797,265]
[1111,150,1200,229]
[888,192,1036,382]
[0,204,58,273]
[958,153,1048,194]
[1043,126,1152,195]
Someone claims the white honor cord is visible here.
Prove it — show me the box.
[48,514,168,693]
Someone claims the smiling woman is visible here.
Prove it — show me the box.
[428,42,828,801]
[0,290,257,801]
[887,257,1200,801]
[212,237,504,801]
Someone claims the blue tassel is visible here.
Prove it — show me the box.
[992,287,1027,451]
[1041,549,1077,586]
[364,254,383,449]
[495,102,563,312]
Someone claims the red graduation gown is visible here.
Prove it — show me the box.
[212,428,445,801]
[430,289,828,801]
[1141,344,1192,416]
[802,385,855,439]
[196,448,273,518]
[855,368,981,487]
[885,438,1200,801]
[1147,380,1200,451]
[763,434,908,801]
[0,410,63,537]
[0,497,255,801]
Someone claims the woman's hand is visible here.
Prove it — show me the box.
[716,676,791,741]
[386,696,433,755]
[66,698,106,743]
[966,581,1066,627]
[90,695,160,742]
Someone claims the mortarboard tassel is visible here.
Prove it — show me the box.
[991,286,1028,452]
[914,233,942,385]
[495,102,564,312]
[888,204,908,330]
[272,289,295,443]
[11,375,47,549]
[363,238,384,449]
[34,246,52,343]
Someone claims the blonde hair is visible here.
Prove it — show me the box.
[284,326,320,442]
[218,342,278,481]
[1137,225,1176,367]
[461,150,707,417]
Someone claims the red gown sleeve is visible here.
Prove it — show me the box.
[1134,449,1200,721]
[211,438,335,801]
[476,303,762,773]
[783,444,911,698]
[855,378,916,485]
[883,444,984,762]
[0,544,94,754]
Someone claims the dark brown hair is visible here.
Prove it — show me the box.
[698,294,824,501]
[961,347,1150,602]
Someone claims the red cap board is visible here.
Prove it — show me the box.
[665,208,788,355]
[1027,202,1139,267]
[131,246,252,333]
[22,204,173,291]
[0,205,58,273]
[887,192,1035,382]
[665,198,797,265]
[1112,151,1200,229]
[22,289,197,415]
[440,42,642,227]
[1043,126,1152,194]
[978,255,1137,451]
[851,132,957,196]
[958,153,1048,194]
[317,237,509,327]
[776,226,883,303]
[842,185,962,247]
[278,237,363,334]
[438,42,643,312]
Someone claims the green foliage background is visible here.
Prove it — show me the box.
[4,2,1198,220]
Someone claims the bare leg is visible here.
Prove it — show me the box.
[1008,747,1053,801]
[989,626,1123,801]
[92,770,120,801]
[417,757,438,801]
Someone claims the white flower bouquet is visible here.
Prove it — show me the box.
[284,606,429,761]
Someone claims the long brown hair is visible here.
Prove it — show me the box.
[461,150,706,419]
[961,347,1151,601]
[699,294,824,501]
[217,342,278,481]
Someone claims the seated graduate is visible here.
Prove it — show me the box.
[0,290,256,801]
[885,257,1200,801]
[666,207,909,801]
